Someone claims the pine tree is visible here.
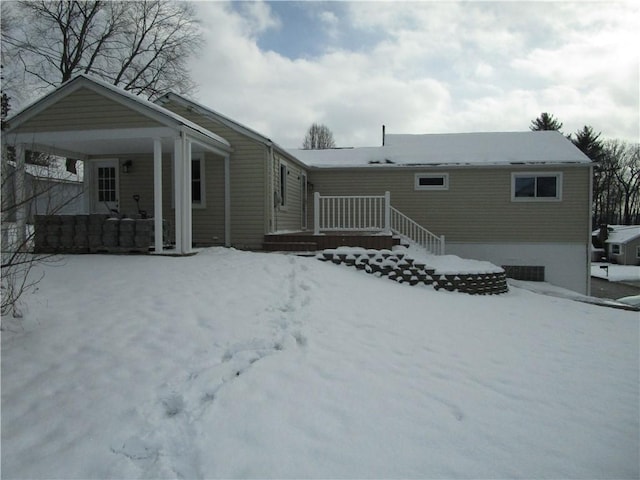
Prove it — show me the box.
[530,112,563,131]
[572,125,604,162]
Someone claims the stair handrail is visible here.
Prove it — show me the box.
[390,206,445,255]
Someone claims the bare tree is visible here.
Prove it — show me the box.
[2,0,202,100]
[606,140,640,225]
[302,123,336,150]
[1,85,83,319]
[1,155,84,320]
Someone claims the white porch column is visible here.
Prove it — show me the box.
[314,192,320,235]
[224,155,231,247]
[153,138,163,254]
[173,136,184,254]
[181,140,192,252]
[15,144,27,249]
[82,159,91,213]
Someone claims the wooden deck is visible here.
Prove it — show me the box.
[263,232,402,252]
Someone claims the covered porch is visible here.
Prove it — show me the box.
[2,75,232,256]
[5,128,231,255]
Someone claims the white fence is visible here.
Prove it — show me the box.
[313,191,445,255]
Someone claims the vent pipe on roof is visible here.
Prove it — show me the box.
[382,125,386,146]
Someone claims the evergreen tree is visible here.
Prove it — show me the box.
[572,125,604,163]
[530,112,563,131]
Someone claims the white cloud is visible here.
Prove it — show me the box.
[318,10,339,40]
[188,1,639,147]
[236,1,281,37]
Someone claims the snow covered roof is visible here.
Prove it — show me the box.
[289,131,592,168]
[602,225,640,244]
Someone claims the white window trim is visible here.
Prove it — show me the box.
[511,172,563,202]
[279,162,288,210]
[636,245,640,258]
[610,243,621,255]
[191,154,206,209]
[171,153,206,209]
[414,173,449,191]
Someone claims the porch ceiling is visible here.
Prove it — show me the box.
[5,127,224,159]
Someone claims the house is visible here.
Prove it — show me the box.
[2,74,593,294]
[595,225,640,266]
[2,159,84,223]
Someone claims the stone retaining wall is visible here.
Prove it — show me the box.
[317,248,508,295]
[34,215,168,254]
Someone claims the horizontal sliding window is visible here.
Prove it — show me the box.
[415,173,449,191]
[512,172,562,201]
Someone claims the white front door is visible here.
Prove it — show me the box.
[92,160,119,214]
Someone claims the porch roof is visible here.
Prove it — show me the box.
[3,74,232,159]
[156,92,306,168]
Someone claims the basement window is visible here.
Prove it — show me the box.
[415,173,449,191]
[512,172,562,201]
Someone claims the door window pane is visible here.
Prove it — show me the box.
[97,167,116,202]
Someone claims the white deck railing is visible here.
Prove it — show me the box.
[314,192,390,233]
[390,207,445,255]
[313,191,445,255]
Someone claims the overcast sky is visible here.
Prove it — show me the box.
[187,1,638,149]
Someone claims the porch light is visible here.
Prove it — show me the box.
[122,159,133,173]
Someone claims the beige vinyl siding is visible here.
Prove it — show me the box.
[161,103,267,249]
[15,88,161,132]
[274,154,306,231]
[114,151,226,246]
[309,166,591,243]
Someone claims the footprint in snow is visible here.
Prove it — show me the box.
[161,393,185,417]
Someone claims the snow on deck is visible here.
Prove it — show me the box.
[1,248,638,478]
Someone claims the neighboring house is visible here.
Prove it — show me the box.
[2,74,593,294]
[2,159,84,223]
[596,225,640,266]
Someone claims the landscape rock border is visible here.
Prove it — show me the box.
[317,248,508,295]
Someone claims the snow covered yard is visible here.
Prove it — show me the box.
[592,262,640,282]
[2,248,638,479]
